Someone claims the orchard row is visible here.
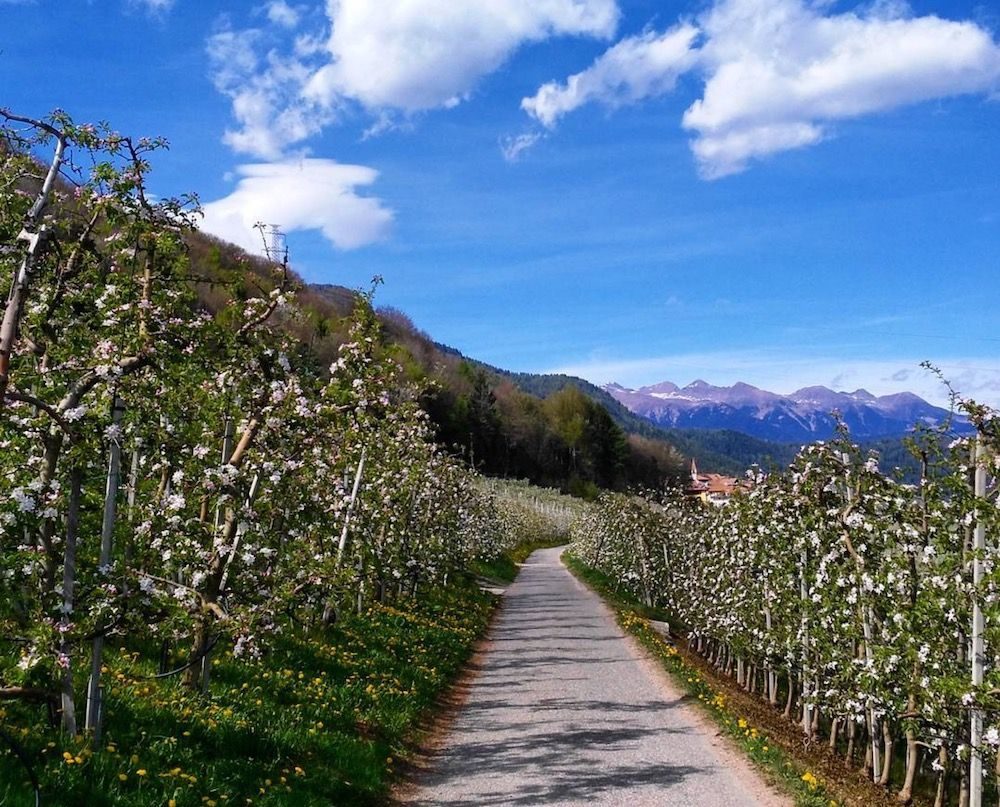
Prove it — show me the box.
[571,419,999,806]
[0,111,561,748]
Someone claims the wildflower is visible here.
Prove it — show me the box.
[801,771,819,790]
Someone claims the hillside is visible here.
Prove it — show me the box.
[458,362,802,476]
[174,238,692,495]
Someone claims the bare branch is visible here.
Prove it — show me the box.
[5,389,71,431]
[58,353,155,412]
[0,110,68,410]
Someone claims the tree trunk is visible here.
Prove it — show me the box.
[897,712,920,802]
[879,720,894,787]
[182,619,210,690]
[933,745,947,807]
[783,672,796,720]
[39,430,64,589]
[959,761,969,807]
[59,466,83,735]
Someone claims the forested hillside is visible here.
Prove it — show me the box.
[467,364,802,476]
[181,250,691,495]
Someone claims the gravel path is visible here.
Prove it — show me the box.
[398,547,789,806]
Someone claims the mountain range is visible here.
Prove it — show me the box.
[604,380,966,443]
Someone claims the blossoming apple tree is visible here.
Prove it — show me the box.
[0,110,551,749]
[571,417,999,806]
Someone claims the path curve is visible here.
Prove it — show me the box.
[398,547,789,806]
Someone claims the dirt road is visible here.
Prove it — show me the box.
[398,547,789,806]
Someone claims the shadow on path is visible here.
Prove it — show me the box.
[399,547,766,806]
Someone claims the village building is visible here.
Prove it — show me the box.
[684,459,744,506]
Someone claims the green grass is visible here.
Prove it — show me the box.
[0,583,495,807]
[563,551,838,807]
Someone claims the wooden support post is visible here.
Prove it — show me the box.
[85,396,124,740]
[970,434,987,807]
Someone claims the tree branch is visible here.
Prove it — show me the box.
[58,352,155,412]
[4,389,71,431]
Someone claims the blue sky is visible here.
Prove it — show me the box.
[3,0,999,407]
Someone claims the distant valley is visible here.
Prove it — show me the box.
[604,379,967,443]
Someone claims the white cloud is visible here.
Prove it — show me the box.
[522,0,1000,177]
[132,0,174,11]
[548,351,1000,409]
[200,159,393,252]
[499,131,545,162]
[522,23,700,128]
[305,0,620,113]
[207,27,335,160]
[685,0,1000,177]
[265,0,300,28]
[688,122,824,176]
[210,1,619,158]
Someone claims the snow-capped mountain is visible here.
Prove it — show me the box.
[603,380,966,443]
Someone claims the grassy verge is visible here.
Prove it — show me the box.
[563,551,855,807]
[0,582,495,807]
